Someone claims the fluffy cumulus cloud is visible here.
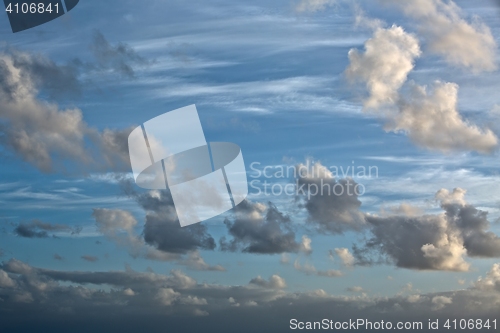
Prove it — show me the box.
[335,248,355,267]
[0,50,132,173]
[249,275,287,289]
[296,161,365,234]
[355,188,500,271]
[388,81,498,153]
[474,263,500,292]
[346,25,421,109]
[0,259,500,332]
[346,25,497,153]
[384,0,497,72]
[220,200,303,254]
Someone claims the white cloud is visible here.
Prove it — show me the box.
[346,25,421,109]
[431,296,452,310]
[156,288,181,306]
[335,248,355,267]
[474,263,500,292]
[384,0,497,72]
[346,25,497,153]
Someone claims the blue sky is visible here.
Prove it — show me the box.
[1,0,500,332]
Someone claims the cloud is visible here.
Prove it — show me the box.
[335,248,355,267]
[293,258,343,277]
[0,50,132,173]
[474,263,500,292]
[355,188,500,271]
[431,296,452,310]
[53,254,64,261]
[346,25,497,153]
[0,259,500,332]
[296,161,365,234]
[220,200,302,254]
[294,0,336,13]
[14,220,79,238]
[388,81,498,154]
[81,256,99,262]
[383,0,497,72]
[93,189,222,270]
[88,30,150,78]
[156,288,181,306]
[178,251,225,272]
[249,275,287,289]
[0,269,16,288]
[346,25,421,109]
[347,286,364,293]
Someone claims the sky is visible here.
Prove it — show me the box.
[1,0,500,332]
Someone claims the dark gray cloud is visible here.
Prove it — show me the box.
[81,256,99,263]
[134,189,217,254]
[88,30,150,78]
[14,220,80,239]
[296,161,365,234]
[220,200,301,254]
[0,259,499,333]
[355,188,500,271]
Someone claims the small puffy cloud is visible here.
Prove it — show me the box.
[123,288,135,296]
[384,0,497,72]
[249,275,287,289]
[0,269,16,288]
[299,235,312,255]
[335,248,355,267]
[180,296,208,306]
[474,263,500,292]
[431,296,452,310]
[156,288,181,306]
[347,286,364,293]
[81,256,98,263]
